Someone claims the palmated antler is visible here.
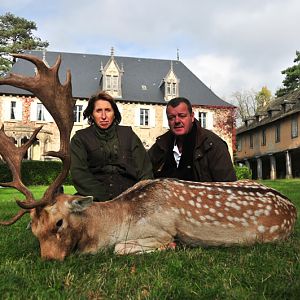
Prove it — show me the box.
[0,53,75,223]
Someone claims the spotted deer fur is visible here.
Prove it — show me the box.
[28,178,297,260]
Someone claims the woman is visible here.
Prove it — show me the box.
[70,91,153,201]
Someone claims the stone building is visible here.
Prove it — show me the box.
[0,49,235,161]
[235,88,300,179]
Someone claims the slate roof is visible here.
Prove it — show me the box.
[237,88,300,134]
[0,50,233,107]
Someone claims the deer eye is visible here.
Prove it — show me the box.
[56,219,63,228]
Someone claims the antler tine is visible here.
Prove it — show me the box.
[0,125,42,199]
[0,125,43,224]
[0,53,75,210]
[0,209,27,226]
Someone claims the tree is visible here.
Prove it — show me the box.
[275,51,300,97]
[232,87,273,126]
[255,86,272,111]
[0,12,49,74]
[231,89,257,126]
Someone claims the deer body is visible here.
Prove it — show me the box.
[29,179,297,260]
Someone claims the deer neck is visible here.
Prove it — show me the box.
[77,200,133,253]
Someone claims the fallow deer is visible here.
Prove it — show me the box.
[0,54,297,261]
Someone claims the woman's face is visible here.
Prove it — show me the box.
[92,99,115,129]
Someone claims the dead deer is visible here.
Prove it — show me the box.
[0,54,297,261]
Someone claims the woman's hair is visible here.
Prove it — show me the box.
[83,91,122,125]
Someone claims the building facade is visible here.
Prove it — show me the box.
[0,49,235,161]
[235,88,300,179]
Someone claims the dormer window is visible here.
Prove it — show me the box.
[101,48,123,98]
[162,61,180,101]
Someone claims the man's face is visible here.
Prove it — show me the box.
[166,102,194,136]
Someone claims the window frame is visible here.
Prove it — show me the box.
[275,123,280,143]
[198,111,207,129]
[291,116,298,139]
[36,103,46,121]
[73,104,83,123]
[249,133,253,149]
[261,128,266,146]
[139,108,150,126]
[10,101,17,120]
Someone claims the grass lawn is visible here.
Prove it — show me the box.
[0,179,299,299]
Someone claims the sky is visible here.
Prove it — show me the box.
[1,0,300,102]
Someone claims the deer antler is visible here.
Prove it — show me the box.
[0,53,75,220]
[0,125,42,224]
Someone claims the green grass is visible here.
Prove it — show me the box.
[0,180,299,299]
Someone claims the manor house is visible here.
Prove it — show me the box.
[0,49,235,161]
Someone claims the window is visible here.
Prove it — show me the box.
[237,138,242,152]
[167,83,171,95]
[10,101,16,120]
[261,129,266,146]
[249,134,253,149]
[140,108,149,126]
[37,103,46,121]
[73,105,83,122]
[198,112,207,128]
[166,81,177,97]
[106,75,118,91]
[291,116,298,138]
[172,83,177,95]
[275,124,280,143]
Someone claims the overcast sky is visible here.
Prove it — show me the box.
[1,0,299,101]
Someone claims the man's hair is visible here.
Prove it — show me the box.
[166,97,193,114]
[83,91,122,125]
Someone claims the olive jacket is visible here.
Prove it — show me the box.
[148,119,236,182]
[70,123,153,201]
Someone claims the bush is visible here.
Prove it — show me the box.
[234,165,252,180]
[0,160,72,185]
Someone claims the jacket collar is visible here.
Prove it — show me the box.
[157,119,208,150]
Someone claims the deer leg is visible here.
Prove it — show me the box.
[114,237,175,255]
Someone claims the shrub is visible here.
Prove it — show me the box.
[235,165,252,180]
[0,160,72,185]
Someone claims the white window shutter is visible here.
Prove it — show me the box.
[206,112,214,130]
[116,103,123,125]
[30,101,37,121]
[193,110,197,121]
[15,101,23,120]
[163,107,169,128]
[82,102,88,125]
[149,107,156,127]
[44,108,53,122]
[134,108,140,126]
[3,100,11,121]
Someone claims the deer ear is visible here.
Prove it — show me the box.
[68,196,94,212]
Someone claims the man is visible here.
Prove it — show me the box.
[148,97,236,182]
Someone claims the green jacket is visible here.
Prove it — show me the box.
[70,123,153,201]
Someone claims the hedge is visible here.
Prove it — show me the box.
[0,160,73,186]
[0,160,252,186]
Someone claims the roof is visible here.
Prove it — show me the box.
[237,88,300,134]
[0,50,233,107]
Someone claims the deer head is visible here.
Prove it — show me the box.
[0,53,75,222]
